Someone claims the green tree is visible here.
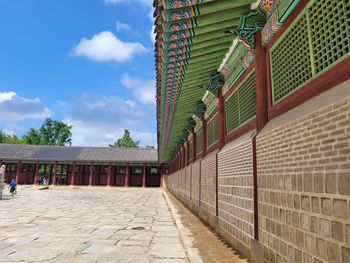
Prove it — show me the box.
[0,130,24,144]
[145,145,154,149]
[0,131,5,143]
[39,118,72,146]
[0,119,72,146]
[5,135,25,144]
[109,129,140,148]
[23,128,42,145]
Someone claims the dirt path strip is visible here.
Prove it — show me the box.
[163,190,250,263]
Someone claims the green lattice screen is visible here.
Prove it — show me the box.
[309,0,350,74]
[225,71,256,134]
[271,0,350,104]
[226,43,248,88]
[196,131,202,154]
[189,140,193,161]
[206,113,219,147]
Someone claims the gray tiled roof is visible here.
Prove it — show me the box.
[0,144,158,163]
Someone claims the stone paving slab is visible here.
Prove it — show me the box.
[0,187,189,263]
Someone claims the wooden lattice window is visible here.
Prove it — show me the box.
[133,167,142,175]
[206,113,219,148]
[225,71,256,134]
[150,167,159,175]
[270,0,350,104]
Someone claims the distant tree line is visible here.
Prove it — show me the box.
[0,123,155,149]
[0,118,72,146]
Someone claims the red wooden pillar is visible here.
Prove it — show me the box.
[52,162,57,185]
[202,115,207,159]
[218,87,226,149]
[180,148,182,169]
[114,165,118,186]
[95,165,100,185]
[179,150,182,170]
[81,165,86,185]
[125,164,129,187]
[255,31,269,132]
[176,154,179,171]
[70,163,76,186]
[183,145,186,168]
[186,140,190,166]
[251,32,269,241]
[89,164,94,186]
[142,164,146,187]
[33,161,39,185]
[15,161,21,183]
[192,129,197,163]
[107,163,112,187]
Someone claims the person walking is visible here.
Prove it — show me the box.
[9,179,17,198]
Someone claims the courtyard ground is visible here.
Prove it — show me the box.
[0,186,248,263]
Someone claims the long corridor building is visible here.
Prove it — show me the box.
[0,144,161,187]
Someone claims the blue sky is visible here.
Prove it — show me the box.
[0,0,157,147]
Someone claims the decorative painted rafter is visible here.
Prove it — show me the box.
[155,0,260,163]
[260,0,301,45]
[224,9,266,49]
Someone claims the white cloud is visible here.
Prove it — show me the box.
[116,21,141,37]
[2,123,21,136]
[116,21,132,32]
[72,31,148,63]
[65,92,156,147]
[0,91,51,121]
[122,74,155,104]
[125,100,136,107]
[0,91,16,102]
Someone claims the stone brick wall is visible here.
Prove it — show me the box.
[218,138,254,250]
[185,165,191,201]
[256,97,350,263]
[200,152,217,217]
[191,160,201,208]
[179,169,186,202]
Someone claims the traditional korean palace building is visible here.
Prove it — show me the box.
[155,0,350,262]
[0,144,161,187]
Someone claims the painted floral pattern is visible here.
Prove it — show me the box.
[166,0,201,9]
[168,7,197,21]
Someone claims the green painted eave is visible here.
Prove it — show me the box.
[155,0,260,162]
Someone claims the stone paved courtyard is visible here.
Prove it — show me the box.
[0,187,248,263]
[0,187,190,263]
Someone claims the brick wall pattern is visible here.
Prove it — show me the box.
[218,139,254,249]
[256,97,350,263]
[200,153,218,216]
[191,160,201,207]
[186,165,192,200]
